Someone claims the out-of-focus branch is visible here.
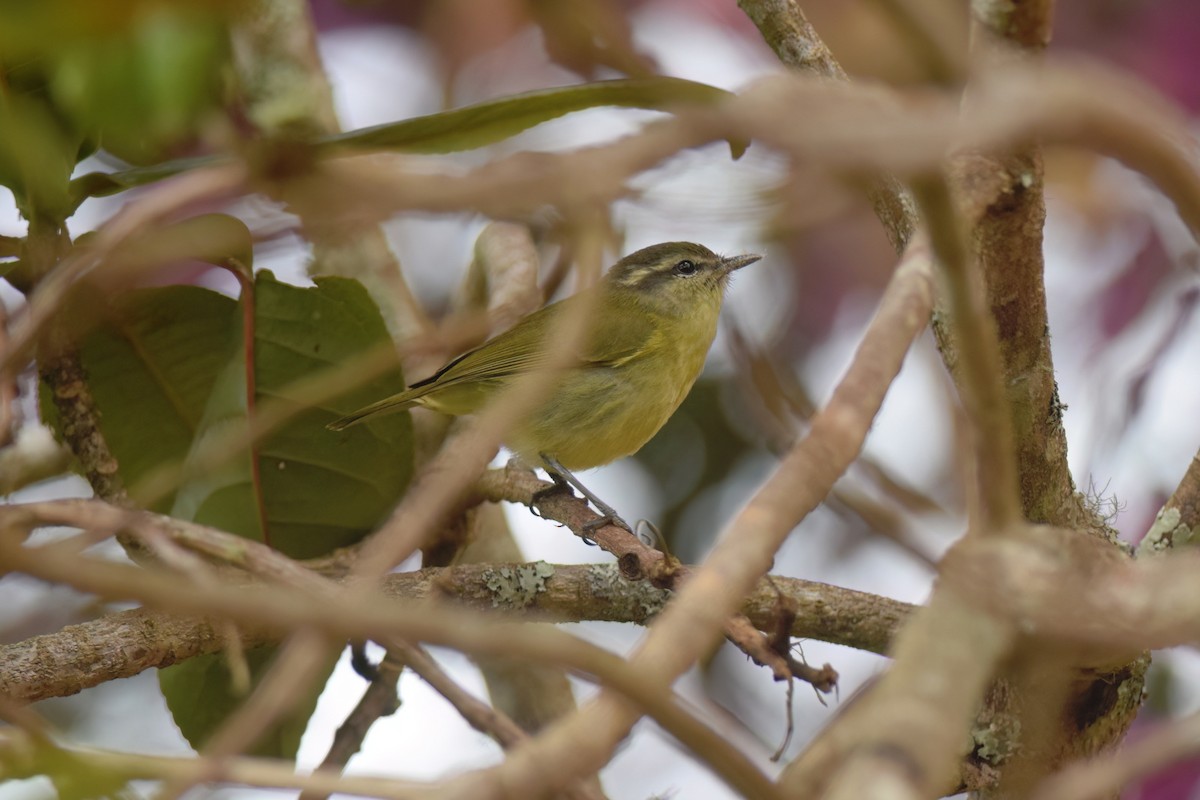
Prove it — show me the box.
[0,533,908,704]
[449,502,585,741]
[155,631,337,800]
[736,0,917,253]
[475,467,831,692]
[300,647,404,800]
[0,728,435,800]
[1,164,247,386]
[912,177,1019,530]
[427,226,593,760]
[230,0,431,340]
[344,223,605,585]
[0,301,18,447]
[783,576,1017,798]
[717,63,1200,246]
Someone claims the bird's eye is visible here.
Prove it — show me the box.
[674,260,697,276]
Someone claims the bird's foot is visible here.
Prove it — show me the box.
[539,453,633,543]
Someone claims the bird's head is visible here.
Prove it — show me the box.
[605,242,761,316]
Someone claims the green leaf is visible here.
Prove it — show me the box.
[317,76,736,155]
[0,90,85,220]
[39,285,239,511]
[67,154,225,209]
[168,271,414,557]
[157,272,412,758]
[50,255,412,757]
[48,5,230,166]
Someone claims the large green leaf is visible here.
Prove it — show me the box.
[39,285,239,511]
[317,76,735,154]
[159,271,412,757]
[168,271,413,557]
[51,260,413,757]
[68,76,739,203]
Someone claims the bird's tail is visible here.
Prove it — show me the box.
[326,392,421,431]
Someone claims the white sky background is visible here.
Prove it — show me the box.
[2,3,1200,799]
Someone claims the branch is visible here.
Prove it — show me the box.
[1138,446,1200,555]
[476,466,836,693]
[0,559,908,705]
[299,647,402,800]
[912,177,1020,530]
[0,503,781,800]
[0,728,437,800]
[1,164,247,385]
[230,0,431,340]
[37,345,128,504]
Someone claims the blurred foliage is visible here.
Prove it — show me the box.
[47,6,231,165]
[0,0,233,217]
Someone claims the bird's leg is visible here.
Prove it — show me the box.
[538,453,633,535]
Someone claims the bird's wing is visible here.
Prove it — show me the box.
[576,295,659,369]
[424,288,658,389]
[415,300,564,390]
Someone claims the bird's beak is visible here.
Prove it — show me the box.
[720,253,762,274]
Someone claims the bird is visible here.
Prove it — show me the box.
[328,241,761,529]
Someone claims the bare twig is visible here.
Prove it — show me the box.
[297,647,404,800]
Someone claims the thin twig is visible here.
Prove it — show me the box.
[297,647,404,800]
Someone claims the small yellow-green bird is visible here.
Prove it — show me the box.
[328,241,759,522]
